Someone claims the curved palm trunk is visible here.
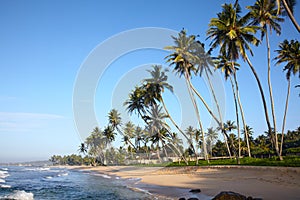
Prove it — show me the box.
[229,75,241,159]
[185,75,202,164]
[189,78,231,157]
[245,55,282,160]
[156,144,162,163]
[161,139,169,161]
[266,30,278,156]
[204,69,223,125]
[280,79,290,156]
[161,99,189,164]
[190,83,221,126]
[166,139,189,165]
[281,0,300,33]
[234,73,251,157]
[186,75,209,164]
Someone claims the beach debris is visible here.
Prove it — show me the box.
[189,188,201,193]
[212,191,263,200]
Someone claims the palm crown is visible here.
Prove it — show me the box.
[207,3,260,61]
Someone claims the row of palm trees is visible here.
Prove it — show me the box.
[79,0,299,165]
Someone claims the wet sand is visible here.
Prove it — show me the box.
[61,165,300,200]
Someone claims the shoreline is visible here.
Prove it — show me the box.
[57,165,300,200]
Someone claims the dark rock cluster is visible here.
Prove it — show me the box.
[178,190,263,200]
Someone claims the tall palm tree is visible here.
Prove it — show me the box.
[124,86,147,120]
[275,39,300,156]
[218,120,240,163]
[103,125,116,144]
[143,65,195,163]
[214,55,251,157]
[146,104,171,162]
[194,41,223,127]
[108,109,122,130]
[165,30,209,162]
[207,3,275,158]
[78,143,87,156]
[247,0,284,160]
[85,127,107,165]
[134,126,144,150]
[206,127,219,157]
[123,121,137,150]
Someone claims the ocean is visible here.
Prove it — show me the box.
[0,165,161,200]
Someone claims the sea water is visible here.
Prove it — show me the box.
[0,166,158,200]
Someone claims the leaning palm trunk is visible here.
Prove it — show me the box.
[204,69,223,126]
[189,79,231,157]
[245,55,282,160]
[266,30,278,156]
[185,76,201,164]
[280,79,290,156]
[161,99,189,164]
[186,76,209,163]
[165,139,189,165]
[229,75,241,159]
[234,73,251,157]
[280,0,300,33]
[161,140,169,161]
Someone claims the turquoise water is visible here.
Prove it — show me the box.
[0,166,156,200]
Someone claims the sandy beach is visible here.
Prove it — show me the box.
[63,165,300,200]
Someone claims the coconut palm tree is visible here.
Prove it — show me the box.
[103,125,116,143]
[123,121,137,150]
[78,143,87,154]
[206,128,219,157]
[108,109,122,130]
[214,55,252,157]
[85,127,107,165]
[247,0,284,160]
[218,120,240,163]
[124,86,147,120]
[165,30,209,162]
[146,104,171,162]
[143,65,194,163]
[275,39,300,156]
[134,126,144,150]
[207,3,275,159]
[194,41,223,127]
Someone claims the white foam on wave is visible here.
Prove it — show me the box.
[1,168,8,171]
[0,178,5,183]
[0,170,9,178]
[0,184,11,188]
[45,176,53,179]
[94,174,111,179]
[25,167,50,171]
[57,172,68,177]
[6,190,34,200]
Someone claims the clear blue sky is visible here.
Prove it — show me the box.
[0,0,299,162]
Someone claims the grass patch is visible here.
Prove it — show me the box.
[166,156,300,167]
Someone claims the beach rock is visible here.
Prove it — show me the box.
[212,191,247,200]
[178,198,186,200]
[189,188,201,193]
[187,198,199,200]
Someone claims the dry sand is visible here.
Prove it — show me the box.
[62,165,300,200]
